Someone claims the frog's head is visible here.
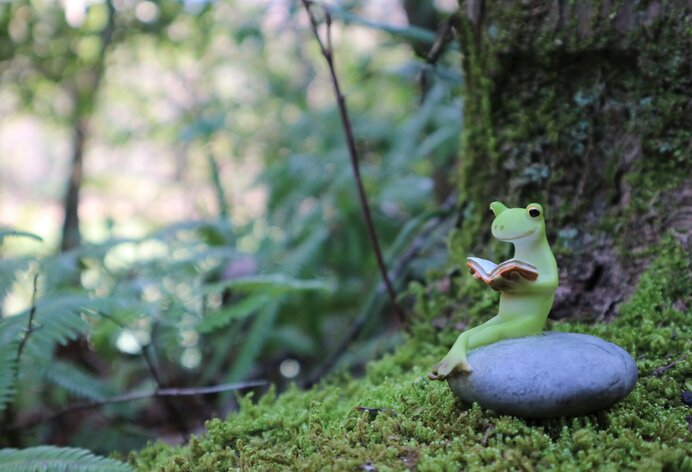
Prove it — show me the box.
[489,202,546,243]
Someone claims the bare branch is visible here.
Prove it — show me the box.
[300,0,404,323]
[425,15,457,66]
[7,380,267,431]
[419,14,458,101]
[54,380,268,414]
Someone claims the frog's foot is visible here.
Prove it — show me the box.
[427,356,472,381]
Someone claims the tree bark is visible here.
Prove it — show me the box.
[60,118,86,252]
[454,0,691,320]
[59,0,116,252]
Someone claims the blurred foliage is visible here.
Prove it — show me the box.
[0,0,460,459]
[0,0,185,120]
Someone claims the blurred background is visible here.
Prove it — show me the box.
[1,0,462,451]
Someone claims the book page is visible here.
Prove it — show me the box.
[494,259,539,281]
[466,257,497,275]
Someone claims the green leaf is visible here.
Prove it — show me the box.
[328,6,438,44]
[226,303,279,382]
[0,229,43,244]
[0,257,33,304]
[0,336,19,412]
[198,295,270,333]
[0,446,135,472]
[45,361,113,401]
[269,325,316,356]
[5,295,90,363]
[202,275,330,296]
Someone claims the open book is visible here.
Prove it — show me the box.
[466,257,539,284]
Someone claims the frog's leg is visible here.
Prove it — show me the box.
[465,316,544,352]
[428,315,504,380]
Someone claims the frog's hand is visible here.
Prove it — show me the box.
[488,273,520,291]
[494,260,539,281]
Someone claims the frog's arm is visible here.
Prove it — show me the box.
[490,275,557,294]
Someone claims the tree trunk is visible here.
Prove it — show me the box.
[58,0,116,252]
[454,0,690,320]
[60,117,86,252]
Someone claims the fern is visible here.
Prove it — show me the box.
[45,361,113,401]
[278,225,330,276]
[27,318,86,356]
[0,229,43,244]
[0,294,93,410]
[202,274,330,296]
[198,294,270,333]
[5,295,90,363]
[0,257,34,305]
[0,446,134,472]
[226,303,279,382]
[0,337,18,412]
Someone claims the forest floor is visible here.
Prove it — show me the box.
[130,238,690,471]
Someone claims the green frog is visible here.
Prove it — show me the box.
[429,202,559,380]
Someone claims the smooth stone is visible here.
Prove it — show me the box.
[447,332,638,418]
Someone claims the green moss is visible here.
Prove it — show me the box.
[131,238,690,471]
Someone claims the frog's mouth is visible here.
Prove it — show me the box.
[498,228,535,241]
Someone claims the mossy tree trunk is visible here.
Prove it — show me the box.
[453,0,690,320]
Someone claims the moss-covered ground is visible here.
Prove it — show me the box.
[130,238,690,471]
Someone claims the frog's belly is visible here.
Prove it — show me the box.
[498,293,554,319]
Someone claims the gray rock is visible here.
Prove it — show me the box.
[447,332,638,418]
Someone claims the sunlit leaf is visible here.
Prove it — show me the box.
[202,275,331,296]
[198,295,270,333]
[0,229,43,244]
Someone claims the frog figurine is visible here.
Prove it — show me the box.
[428,202,559,380]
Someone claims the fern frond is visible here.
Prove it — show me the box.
[226,303,279,381]
[0,336,18,412]
[198,294,269,333]
[5,295,90,362]
[0,257,33,304]
[0,446,134,472]
[202,274,330,296]
[279,225,329,275]
[45,361,113,401]
[0,228,43,244]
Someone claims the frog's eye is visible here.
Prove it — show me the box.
[528,207,541,218]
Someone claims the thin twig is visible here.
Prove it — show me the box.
[300,0,404,323]
[7,380,267,432]
[15,273,40,367]
[95,310,189,436]
[95,311,162,384]
[651,355,686,377]
[419,15,458,100]
[207,151,230,219]
[425,16,457,65]
[480,423,495,447]
[54,381,268,414]
[1,273,40,445]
